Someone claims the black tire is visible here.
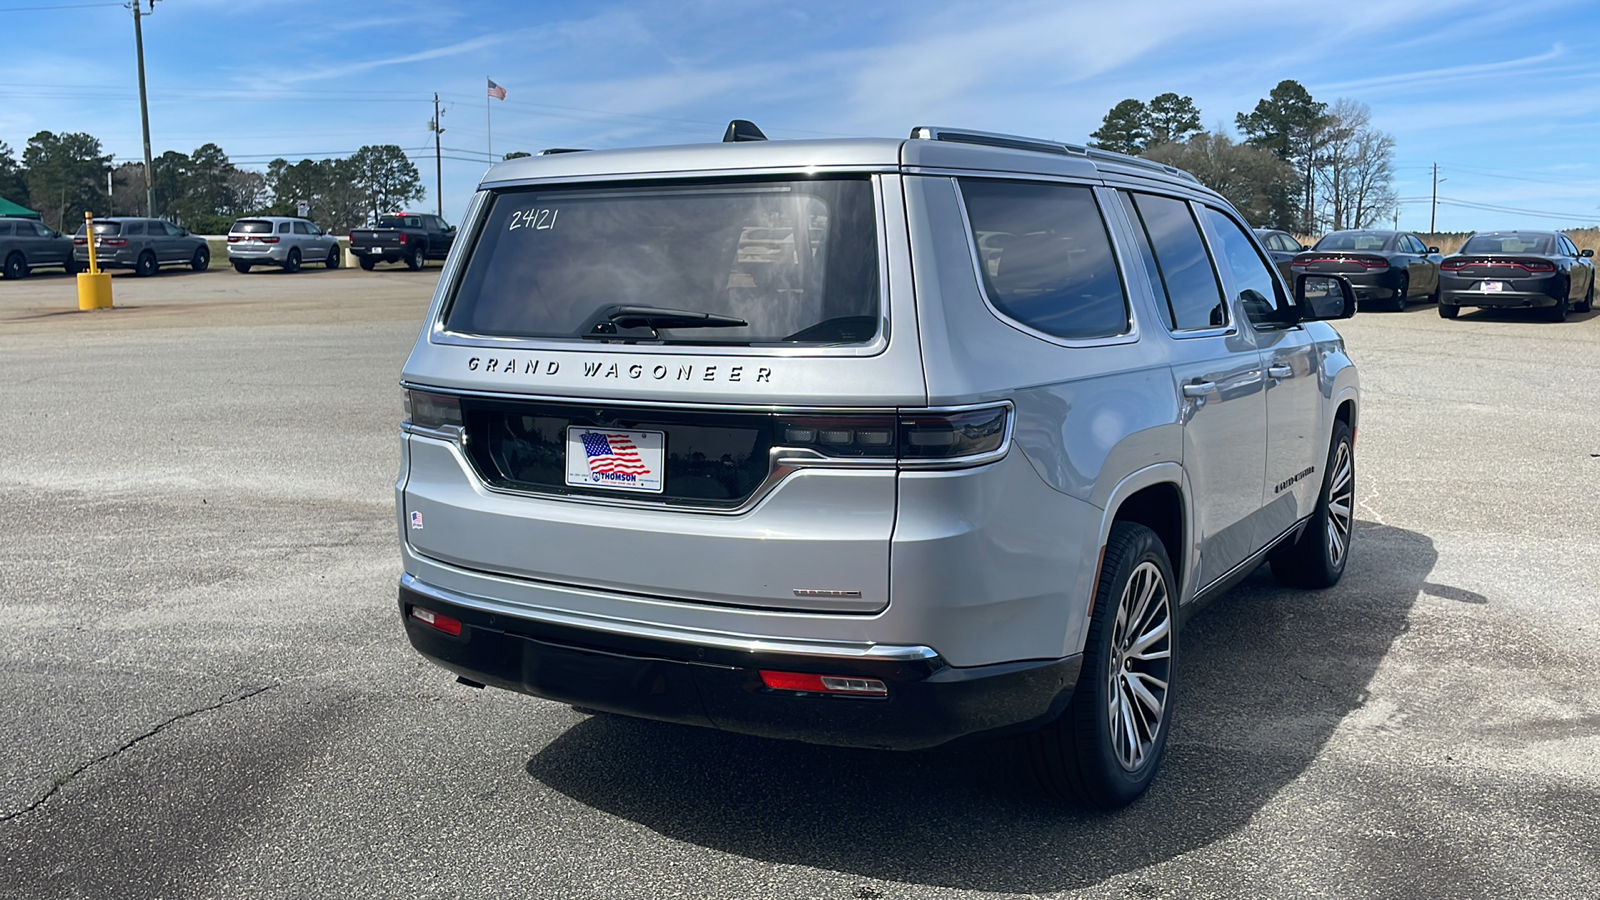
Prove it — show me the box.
[1545,292,1568,323]
[1270,419,1355,589]
[2,252,28,280]
[1023,521,1176,809]
[1577,280,1594,314]
[191,246,209,272]
[325,246,340,269]
[406,243,425,271]
[135,251,158,277]
[285,248,301,274]
[1389,275,1409,311]
[233,261,252,274]
[358,256,377,271]
[1438,302,1459,319]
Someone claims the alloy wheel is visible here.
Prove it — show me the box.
[1105,561,1172,772]
[1326,439,1354,568]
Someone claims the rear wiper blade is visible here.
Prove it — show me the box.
[581,305,747,339]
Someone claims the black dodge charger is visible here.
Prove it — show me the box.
[1290,229,1442,312]
[1437,230,1595,322]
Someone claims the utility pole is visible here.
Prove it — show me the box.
[129,0,159,218]
[429,94,445,217]
[1430,162,1438,233]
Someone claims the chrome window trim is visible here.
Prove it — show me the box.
[950,176,1142,350]
[478,164,899,191]
[400,393,1013,514]
[429,174,894,358]
[400,572,940,662]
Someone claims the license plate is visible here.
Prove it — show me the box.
[565,427,665,493]
[1482,281,1505,292]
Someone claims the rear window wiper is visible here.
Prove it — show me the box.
[581,305,747,340]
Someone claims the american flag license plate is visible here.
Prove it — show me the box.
[565,427,665,493]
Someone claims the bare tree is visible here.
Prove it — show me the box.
[1314,100,1396,230]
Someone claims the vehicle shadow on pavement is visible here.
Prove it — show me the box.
[526,520,1433,893]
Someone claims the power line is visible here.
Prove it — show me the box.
[1435,195,1600,222]
[0,2,121,10]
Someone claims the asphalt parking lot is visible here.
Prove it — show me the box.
[1,267,1597,899]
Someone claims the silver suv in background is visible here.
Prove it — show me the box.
[1,217,78,278]
[226,216,342,274]
[394,123,1360,808]
[72,217,210,276]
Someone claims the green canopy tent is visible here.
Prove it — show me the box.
[0,196,42,219]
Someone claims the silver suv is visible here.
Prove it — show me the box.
[395,124,1360,807]
[226,216,342,274]
[72,217,210,276]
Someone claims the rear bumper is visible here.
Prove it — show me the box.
[398,574,1081,750]
[353,246,406,261]
[228,245,290,263]
[1440,274,1563,308]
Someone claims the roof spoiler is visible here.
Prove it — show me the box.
[723,119,767,142]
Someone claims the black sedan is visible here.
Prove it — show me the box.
[1253,228,1306,286]
[1437,230,1595,322]
[1290,230,1442,312]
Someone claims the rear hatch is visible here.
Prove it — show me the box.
[401,172,925,614]
[227,219,277,253]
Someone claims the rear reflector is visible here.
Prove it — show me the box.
[410,605,462,636]
[759,670,888,696]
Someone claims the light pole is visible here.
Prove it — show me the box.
[428,94,446,217]
[129,0,159,217]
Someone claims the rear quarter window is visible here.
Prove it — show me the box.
[958,179,1130,341]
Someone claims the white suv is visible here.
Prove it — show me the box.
[226,216,340,273]
[394,123,1360,807]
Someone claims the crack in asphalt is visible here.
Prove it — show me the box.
[0,683,276,824]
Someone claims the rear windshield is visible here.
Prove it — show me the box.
[232,220,274,234]
[378,216,422,228]
[444,178,881,345]
[1314,232,1390,252]
[1460,234,1552,255]
[76,221,121,236]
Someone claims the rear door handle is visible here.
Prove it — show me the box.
[1182,382,1216,398]
[1268,364,1293,379]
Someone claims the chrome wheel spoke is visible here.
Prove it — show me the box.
[1129,618,1169,659]
[1124,671,1165,719]
[1107,559,1172,772]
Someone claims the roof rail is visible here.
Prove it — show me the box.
[908,125,1199,184]
[538,148,589,155]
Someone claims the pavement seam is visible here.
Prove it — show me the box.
[0,683,276,825]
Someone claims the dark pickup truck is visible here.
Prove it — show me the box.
[349,213,456,271]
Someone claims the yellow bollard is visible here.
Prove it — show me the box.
[76,210,113,310]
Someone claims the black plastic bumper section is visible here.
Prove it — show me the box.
[398,582,1081,751]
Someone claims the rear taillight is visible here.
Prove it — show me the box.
[1354,256,1389,269]
[410,605,462,636]
[73,237,86,245]
[260,236,280,244]
[759,670,888,696]
[102,238,127,247]
[775,405,1010,465]
[402,389,463,430]
[1519,259,1555,272]
[1441,258,1467,271]
[227,235,242,243]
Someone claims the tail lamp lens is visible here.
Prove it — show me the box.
[759,670,888,696]
[775,406,1009,462]
[1521,260,1555,272]
[103,238,128,247]
[410,605,462,636]
[402,389,463,429]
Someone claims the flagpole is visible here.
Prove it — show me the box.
[486,77,493,161]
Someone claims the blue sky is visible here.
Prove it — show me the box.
[2,0,1598,232]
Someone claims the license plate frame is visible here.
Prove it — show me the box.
[564,427,665,493]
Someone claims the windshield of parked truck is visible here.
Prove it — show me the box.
[444,178,882,346]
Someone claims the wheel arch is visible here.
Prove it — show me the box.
[1094,463,1190,614]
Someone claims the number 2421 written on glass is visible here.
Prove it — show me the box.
[508,208,559,232]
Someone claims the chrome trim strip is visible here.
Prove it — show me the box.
[400,572,940,662]
[401,422,464,443]
[478,164,900,191]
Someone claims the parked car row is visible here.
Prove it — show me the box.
[1253,227,1596,322]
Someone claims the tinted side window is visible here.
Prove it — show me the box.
[124,222,145,236]
[278,222,291,234]
[1125,193,1226,331]
[0,222,12,236]
[33,222,54,237]
[959,180,1129,340]
[292,221,310,235]
[1202,206,1287,329]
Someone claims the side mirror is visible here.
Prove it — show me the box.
[1295,273,1357,320]
[1428,246,1440,254]
[1299,244,1310,251]
[1583,249,1594,258]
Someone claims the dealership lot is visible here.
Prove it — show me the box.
[0,270,1597,899]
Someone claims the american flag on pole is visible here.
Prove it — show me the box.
[487,78,506,101]
[581,432,647,477]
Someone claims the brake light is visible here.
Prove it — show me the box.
[1519,259,1555,272]
[73,237,86,245]
[1441,259,1467,271]
[1354,256,1389,269]
[774,405,1010,464]
[102,238,127,247]
[759,670,888,696]
[402,389,463,429]
[409,605,462,636]
[260,236,280,244]
[1443,257,1556,273]
[227,235,242,243]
